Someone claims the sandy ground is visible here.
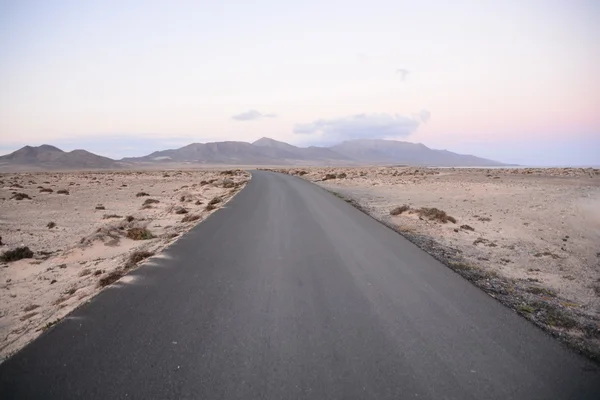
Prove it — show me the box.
[0,169,250,360]
[270,166,600,360]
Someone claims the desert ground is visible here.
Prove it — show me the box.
[269,166,600,360]
[0,169,250,359]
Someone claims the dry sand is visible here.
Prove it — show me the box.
[0,169,250,360]
[270,166,600,360]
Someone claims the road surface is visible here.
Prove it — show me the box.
[1,170,599,399]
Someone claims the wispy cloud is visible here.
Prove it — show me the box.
[232,110,277,121]
[293,111,430,144]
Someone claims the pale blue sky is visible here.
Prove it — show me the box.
[0,0,598,165]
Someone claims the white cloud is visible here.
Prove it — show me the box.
[232,110,277,121]
[293,111,430,144]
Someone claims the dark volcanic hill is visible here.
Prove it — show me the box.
[0,145,118,170]
[2,138,510,169]
[329,139,507,167]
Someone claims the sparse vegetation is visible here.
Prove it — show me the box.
[175,207,188,214]
[103,214,122,219]
[411,207,457,223]
[143,198,159,206]
[460,224,474,231]
[95,204,105,210]
[23,304,40,312]
[390,205,410,216]
[11,192,31,200]
[126,250,154,268]
[205,204,216,211]
[98,270,123,287]
[478,216,492,222]
[1,246,34,262]
[527,286,557,297]
[534,251,561,260]
[222,178,235,188]
[337,173,347,179]
[57,189,69,195]
[323,173,337,181]
[126,227,154,240]
[136,192,150,197]
[208,197,221,206]
[39,188,53,193]
[47,221,56,229]
[125,215,135,222]
[200,180,209,186]
[181,214,201,223]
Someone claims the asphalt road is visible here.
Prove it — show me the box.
[1,170,599,399]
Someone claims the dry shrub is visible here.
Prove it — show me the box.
[98,270,123,287]
[220,170,234,175]
[1,246,34,262]
[323,173,336,181]
[39,188,53,193]
[47,221,56,229]
[222,178,235,188]
[126,227,154,240]
[390,205,410,216]
[205,204,216,211]
[181,214,201,223]
[297,170,307,176]
[136,192,150,197]
[95,204,106,210]
[125,215,135,222]
[460,224,475,231]
[413,207,457,223]
[208,197,221,206]
[127,250,154,268]
[143,198,160,206]
[175,207,188,215]
[103,214,122,219]
[11,192,31,200]
[57,189,69,195]
[478,216,492,222]
[23,304,40,312]
[200,180,209,186]
[337,173,347,179]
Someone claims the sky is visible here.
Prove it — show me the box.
[0,0,599,165]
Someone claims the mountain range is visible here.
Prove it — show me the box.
[0,138,510,170]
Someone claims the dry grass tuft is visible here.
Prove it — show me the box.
[412,207,457,223]
[47,221,56,229]
[103,214,122,219]
[126,250,154,268]
[460,224,475,231]
[39,188,53,193]
[11,192,31,200]
[136,192,150,197]
[125,215,135,222]
[126,227,154,240]
[1,246,34,262]
[95,204,105,210]
[143,198,160,206]
[174,207,188,215]
[208,197,221,206]
[98,270,123,287]
[57,189,69,195]
[181,214,201,223]
[390,205,410,216]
